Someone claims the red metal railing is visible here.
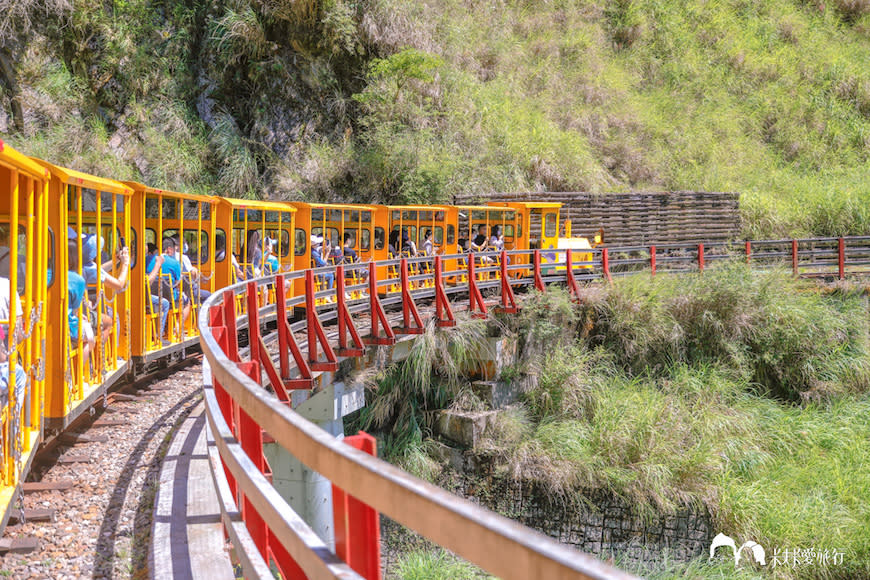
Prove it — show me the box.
[198,237,870,579]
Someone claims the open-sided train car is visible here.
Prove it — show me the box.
[126,183,220,362]
[38,159,134,432]
[0,141,49,531]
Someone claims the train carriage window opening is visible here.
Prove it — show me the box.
[419,210,433,221]
[344,231,357,248]
[374,227,385,250]
[47,227,56,287]
[434,226,444,245]
[312,227,340,248]
[435,210,445,221]
[295,229,307,256]
[311,208,324,222]
[545,213,557,238]
[215,229,227,262]
[362,210,372,223]
[402,210,417,221]
[447,225,455,244]
[0,224,28,295]
[361,230,370,250]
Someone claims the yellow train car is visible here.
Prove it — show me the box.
[288,203,380,299]
[37,159,133,431]
[213,198,296,293]
[0,141,50,530]
[126,184,219,360]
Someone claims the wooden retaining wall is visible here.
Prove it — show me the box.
[454,191,742,246]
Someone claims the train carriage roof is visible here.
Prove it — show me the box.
[123,181,217,203]
[217,197,297,212]
[0,140,50,180]
[31,158,132,196]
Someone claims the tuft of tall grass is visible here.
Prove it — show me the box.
[593,263,870,401]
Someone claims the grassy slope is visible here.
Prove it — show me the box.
[2,1,868,236]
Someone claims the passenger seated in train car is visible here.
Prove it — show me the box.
[145,243,170,341]
[471,224,493,264]
[421,229,434,257]
[457,238,469,253]
[161,237,191,329]
[0,227,26,412]
[176,237,211,303]
[402,229,418,257]
[244,230,263,279]
[82,234,130,340]
[388,230,400,257]
[329,238,343,265]
[231,253,244,282]
[309,235,334,290]
[489,225,505,252]
[342,233,358,263]
[264,238,280,275]
[67,238,95,377]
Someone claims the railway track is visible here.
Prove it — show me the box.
[0,361,204,579]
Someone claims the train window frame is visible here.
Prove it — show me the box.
[374,227,385,250]
[434,226,444,244]
[361,229,370,250]
[0,223,28,295]
[544,213,557,238]
[295,229,307,256]
[447,225,455,244]
[312,226,339,247]
[181,230,209,265]
[344,230,357,248]
[263,229,292,258]
[361,211,372,223]
[215,229,227,262]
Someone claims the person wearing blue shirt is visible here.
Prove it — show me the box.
[67,238,94,377]
[264,238,280,275]
[161,237,191,329]
[145,243,170,342]
[310,235,334,290]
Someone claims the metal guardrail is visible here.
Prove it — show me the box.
[198,238,869,580]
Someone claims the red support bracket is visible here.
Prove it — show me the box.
[467,254,487,318]
[697,243,705,272]
[433,256,456,327]
[275,275,314,389]
[533,250,546,292]
[333,432,382,580]
[498,250,518,313]
[564,249,580,301]
[305,270,338,372]
[364,262,396,346]
[237,361,269,562]
[650,245,656,276]
[246,281,292,402]
[792,239,799,276]
[336,266,366,356]
[838,237,845,280]
[601,248,612,283]
[397,259,424,334]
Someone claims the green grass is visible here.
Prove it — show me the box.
[393,550,489,580]
[471,275,870,579]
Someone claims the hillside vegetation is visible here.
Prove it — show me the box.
[0,0,869,235]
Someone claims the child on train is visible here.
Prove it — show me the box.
[67,238,95,380]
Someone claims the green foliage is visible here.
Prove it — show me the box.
[357,315,491,456]
[593,263,870,401]
[394,550,485,580]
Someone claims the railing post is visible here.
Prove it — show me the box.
[398,258,424,334]
[601,248,612,283]
[697,243,704,272]
[333,431,382,580]
[467,253,487,318]
[564,249,580,299]
[839,237,845,280]
[305,270,338,372]
[533,249,545,292]
[745,240,751,264]
[209,324,236,499]
[275,275,315,389]
[365,261,396,345]
[649,245,656,276]
[792,239,798,277]
[335,265,366,356]
[434,256,456,327]
[499,250,518,313]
